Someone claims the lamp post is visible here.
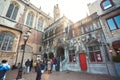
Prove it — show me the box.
[16,29,31,80]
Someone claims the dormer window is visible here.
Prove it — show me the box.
[100,0,114,11]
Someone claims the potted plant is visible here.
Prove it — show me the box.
[112,55,120,77]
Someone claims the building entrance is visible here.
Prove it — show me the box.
[79,53,87,71]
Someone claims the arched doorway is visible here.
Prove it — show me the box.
[56,46,65,61]
[55,46,65,71]
[43,53,48,59]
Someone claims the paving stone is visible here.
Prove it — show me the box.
[6,68,120,80]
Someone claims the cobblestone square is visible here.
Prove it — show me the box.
[6,68,120,80]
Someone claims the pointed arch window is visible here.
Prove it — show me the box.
[37,19,43,30]
[6,2,19,20]
[100,0,114,11]
[26,12,34,27]
[0,32,14,51]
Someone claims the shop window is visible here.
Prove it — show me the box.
[88,46,102,62]
[26,12,34,27]
[6,2,19,20]
[100,0,114,11]
[69,50,76,63]
[0,32,14,51]
[107,15,120,30]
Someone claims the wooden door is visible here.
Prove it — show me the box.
[79,53,87,71]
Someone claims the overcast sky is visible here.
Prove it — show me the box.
[30,0,96,22]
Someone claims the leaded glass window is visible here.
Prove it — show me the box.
[0,32,14,51]
[37,19,43,30]
[26,12,34,27]
[6,3,19,20]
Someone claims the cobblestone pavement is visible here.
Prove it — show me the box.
[6,68,120,80]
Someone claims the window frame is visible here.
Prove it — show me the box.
[100,0,114,11]
[69,50,76,63]
[106,14,120,31]
[89,46,103,62]
[26,12,34,27]
[37,18,43,30]
[83,23,94,33]
[6,2,19,20]
[0,32,14,51]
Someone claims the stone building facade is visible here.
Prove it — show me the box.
[88,0,120,55]
[41,0,120,77]
[41,4,73,71]
[70,12,116,76]
[0,0,53,66]
[0,0,119,77]
[57,0,120,77]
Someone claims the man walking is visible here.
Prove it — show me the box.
[0,60,10,80]
[25,59,31,73]
[36,60,44,80]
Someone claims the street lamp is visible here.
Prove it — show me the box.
[16,29,31,80]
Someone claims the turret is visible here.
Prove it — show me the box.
[54,4,60,21]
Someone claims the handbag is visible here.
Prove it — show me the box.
[41,70,44,73]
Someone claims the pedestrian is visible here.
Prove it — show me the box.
[56,57,60,71]
[0,60,10,80]
[30,59,33,71]
[43,59,47,72]
[17,62,21,69]
[47,59,51,74]
[25,59,31,73]
[51,59,54,72]
[36,60,44,80]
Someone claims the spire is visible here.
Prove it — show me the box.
[53,4,60,21]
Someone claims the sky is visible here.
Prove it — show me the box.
[30,0,96,22]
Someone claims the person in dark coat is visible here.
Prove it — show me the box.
[30,59,33,71]
[0,60,10,80]
[36,60,44,80]
[25,59,31,73]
